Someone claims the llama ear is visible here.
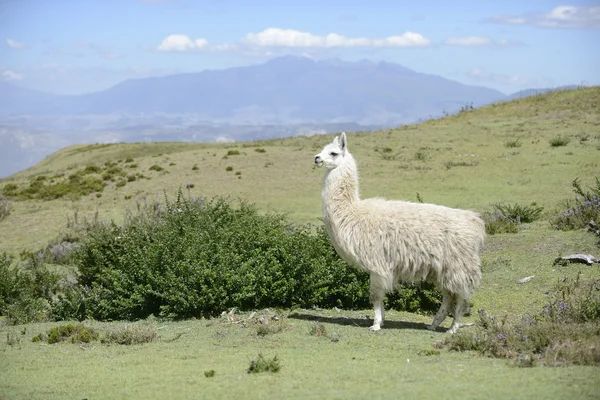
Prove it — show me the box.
[340,132,348,152]
[332,136,339,147]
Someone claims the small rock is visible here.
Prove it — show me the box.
[517,275,535,284]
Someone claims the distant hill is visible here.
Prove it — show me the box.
[0,82,57,115]
[508,85,580,100]
[1,56,506,125]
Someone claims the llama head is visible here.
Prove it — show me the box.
[314,132,349,169]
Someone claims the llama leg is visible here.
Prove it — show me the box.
[369,275,386,331]
[427,291,453,331]
[447,297,467,334]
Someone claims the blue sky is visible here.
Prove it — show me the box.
[1,0,599,95]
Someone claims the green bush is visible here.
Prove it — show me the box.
[0,195,12,221]
[549,136,570,147]
[442,275,600,366]
[61,193,440,321]
[248,354,280,373]
[482,202,542,235]
[0,253,61,324]
[6,172,106,201]
[492,202,544,223]
[1,183,18,196]
[551,178,600,231]
[483,210,519,235]
[101,322,157,345]
[149,165,164,172]
[504,138,522,148]
[43,323,99,344]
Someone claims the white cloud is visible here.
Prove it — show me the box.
[157,34,209,52]
[444,36,524,47]
[488,5,600,29]
[2,69,24,81]
[6,38,27,50]
[242,28,430,48]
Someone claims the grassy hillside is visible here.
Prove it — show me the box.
[1,87,599,255]
[0,87,599,399]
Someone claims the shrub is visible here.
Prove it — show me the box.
[444,160,478,170]
[62,192,440,321]
[149,165,164,172]
[551,178,600,231]
[442,275,600,366]
[0,195,12,221]
[375,147,398,161]
[549,136,570,147]
[0,253,61,324]
[41,323,99,344]
[102,172,115,181]
[504,138,522,148]
[125,157,134,163]
[255,148,266,153]
[483,209,520,235]
[483,202,542,234]
[226,166,233,172]
[8,173,106,201]
[102,322,157,345]
[248,354,280,373]
[37,241,78,265]
[414,150,428,162]
[492,202,544,224]
[82,164,101,174]
[192,164,199,170]
[106,166,125,176]
[227,150,241,156]
[2,183,19,196]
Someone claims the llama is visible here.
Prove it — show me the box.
[314,132,485,334]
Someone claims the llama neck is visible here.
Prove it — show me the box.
[322,155,360,215]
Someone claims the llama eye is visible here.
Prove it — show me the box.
[330,152,339,157]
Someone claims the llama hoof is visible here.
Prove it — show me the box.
[368,324,381,331]
[446,325,460,334]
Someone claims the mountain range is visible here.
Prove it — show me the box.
[0,56,575,178]
[1,56,508,125]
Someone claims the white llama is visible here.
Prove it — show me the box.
[314,132,485,333]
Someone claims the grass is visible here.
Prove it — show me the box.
[2,87,599,253]
[0,87,599,398]
[1,310,599,399]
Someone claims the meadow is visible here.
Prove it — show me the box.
[0,87,599,399]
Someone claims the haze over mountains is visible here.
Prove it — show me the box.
[0,56,573,177]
